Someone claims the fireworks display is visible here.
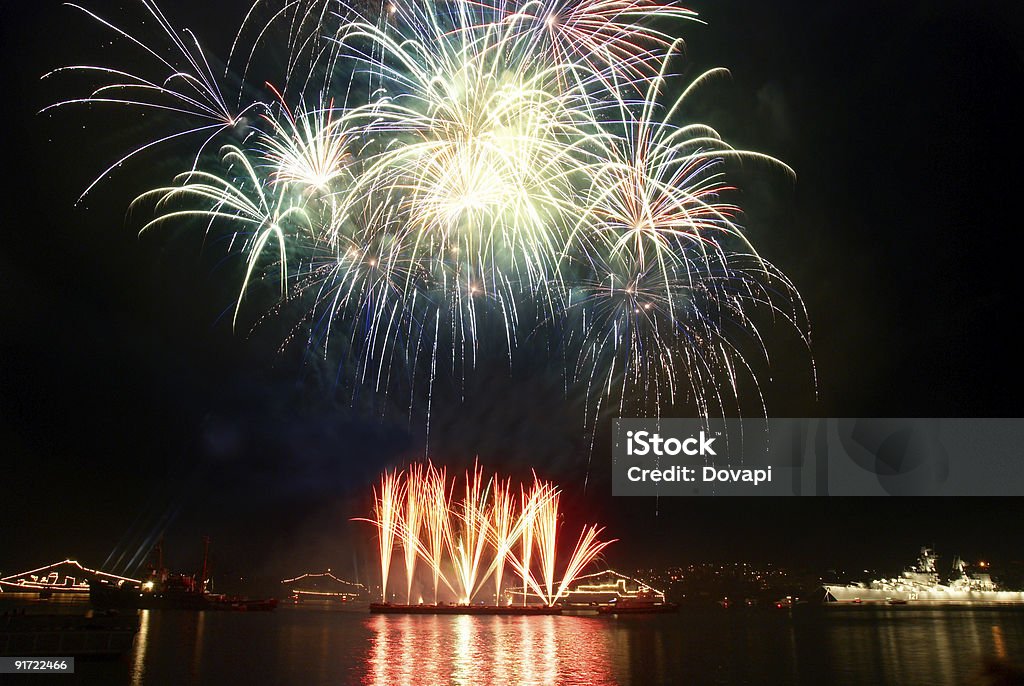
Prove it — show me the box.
[46,0,810,421]
[363,462,615,605]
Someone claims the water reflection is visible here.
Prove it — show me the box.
[992,625,1007,660]
[10,597,1016,685]
[130,609,150,686]
[365,614,616,685]
[826,608,1024,684]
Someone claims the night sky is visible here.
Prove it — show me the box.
[2,1,1024,583]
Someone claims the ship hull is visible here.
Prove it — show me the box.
[89,581,276,611]
[824,585,1024,604]
[89,582,209,610]
[0,581,89,595]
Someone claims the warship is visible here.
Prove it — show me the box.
[824,547,1024,605]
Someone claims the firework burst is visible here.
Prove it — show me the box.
[48,0,811,423]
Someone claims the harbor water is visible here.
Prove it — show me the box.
[5,598,1024,685]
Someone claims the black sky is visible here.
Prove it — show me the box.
[2,0,1024,581]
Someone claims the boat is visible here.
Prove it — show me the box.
[281,570,367,604]
[824,547,1024,605]
[89,575,278,612]
[89,568,208,610]
[0,560,140,597]
[369,603,562,615]
[1,610,139,657]
[89,538,276,612]
[597,589,679,614]
[90,577,279,612]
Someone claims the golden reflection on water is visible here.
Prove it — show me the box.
[130,609,150,686]
[992,625,1007,660]
[190,609,206,682]
[365,614,616,686]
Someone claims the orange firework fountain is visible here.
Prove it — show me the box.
[361,461,615,614]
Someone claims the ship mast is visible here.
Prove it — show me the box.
[201,536,210,593]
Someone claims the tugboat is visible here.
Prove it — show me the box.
[89,572,207,610]
[597,589,679,615]
[89,538,276,612]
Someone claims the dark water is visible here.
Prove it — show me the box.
[8,601,1024,685]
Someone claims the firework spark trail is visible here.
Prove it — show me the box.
[422,463,454,603]
[402,462,423,603]
[532,479,560,604]
[42,0,261,202]
[487,476,516,603]
[358,462,615,605]
[496,0,702,88]
[517,483,537,605]
[49,0,812,425]
[259,91,354,193]
[373,468,403,603]
[450,462,491,604]
[555,524,616,600]
[132,144,312,327]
